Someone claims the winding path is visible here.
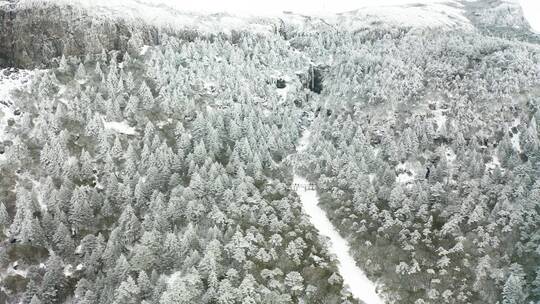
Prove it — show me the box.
[293,130,384,304]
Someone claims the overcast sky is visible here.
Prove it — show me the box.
[519,0,540,32]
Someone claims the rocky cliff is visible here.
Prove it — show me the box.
[0,1,161,68]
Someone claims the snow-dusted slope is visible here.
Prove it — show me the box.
[17,0,474,34]
[0,69,35,143]
[17,0,276,34]
[294,131,385,304]
[294,175,385,304]
[10,0,539,35]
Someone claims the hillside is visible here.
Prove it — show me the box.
[0,0,539,304]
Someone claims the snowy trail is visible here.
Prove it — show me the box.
[294,130,384,304]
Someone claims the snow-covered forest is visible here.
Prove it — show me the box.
[0,0,539,303]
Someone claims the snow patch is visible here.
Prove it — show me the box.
[19,0,471,36]
[432,109,447,134]
[276,86,291,101]
[445,147,456,164]
[485,154,502,171]
[396,172,415,184]
[140,45,150,56]
[344,2,471,29]
[0,261,28,280]
[296,129,311,152]
[102,118,138,135]
[0,69,36,142]
[32,179,48,211]
[396,161,417,185]
[21,0,276,35]
[64,264,73,277]
[510,118,521,152]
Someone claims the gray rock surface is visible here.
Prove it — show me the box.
[0,2,161,68]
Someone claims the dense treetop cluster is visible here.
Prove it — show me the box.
[1,1,539,304]
[0,32,356,304]
[298,24,540,304]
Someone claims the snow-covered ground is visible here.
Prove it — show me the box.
[296,129,311,153]
[0,69,36,149]
[340,2,472,29]
[102,118,138,135]
[12,0,540,34]
[396,161,417,185]
[294,130,384,304]
[18,0,478,34]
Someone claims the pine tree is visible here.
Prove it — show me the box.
[160,272,203,304]
[113,276,140,304]
[29,295,42,304]
[111,135,124,159]
[79,149,94,181]
[69,187,94,232]
[53,223,75,257]
[139,81,154,111]
[118,204,141,245]
[502,273,526,304]
[0,202,9,234]
[40,253,65,304]
[137,271,152,300]
[76,63,87,81]
[58,54,69,73]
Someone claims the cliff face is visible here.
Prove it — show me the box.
[2,0,537,69]
[0,5,15,67]
[0,3,161,68]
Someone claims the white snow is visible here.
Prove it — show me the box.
[276,86,291,101]
[21,0,466,17]
[32,179,47,211]
[511,131,521,152]
[64,264,73,277]
[20,0,276,35]
[140,45,150,56]
[396,161,420,185]
[17,0,540,34]
[293,131,384,304]
[102,118,138,135]
[510,118,522,152]
[432,109,447,134]
[445,147,456,163]
[296,129,311,152]
[396,171,415,184]
[519,0,540,33]
[20,0,474,34]
[0,70,32,112]
[0,69,37,150]
[339,2,471,30]
[485,154,501,171]
[0,261,28,280]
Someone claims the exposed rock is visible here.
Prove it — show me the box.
[276,78,287,89]
[307,65,327,94]
[0,2,161,68]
